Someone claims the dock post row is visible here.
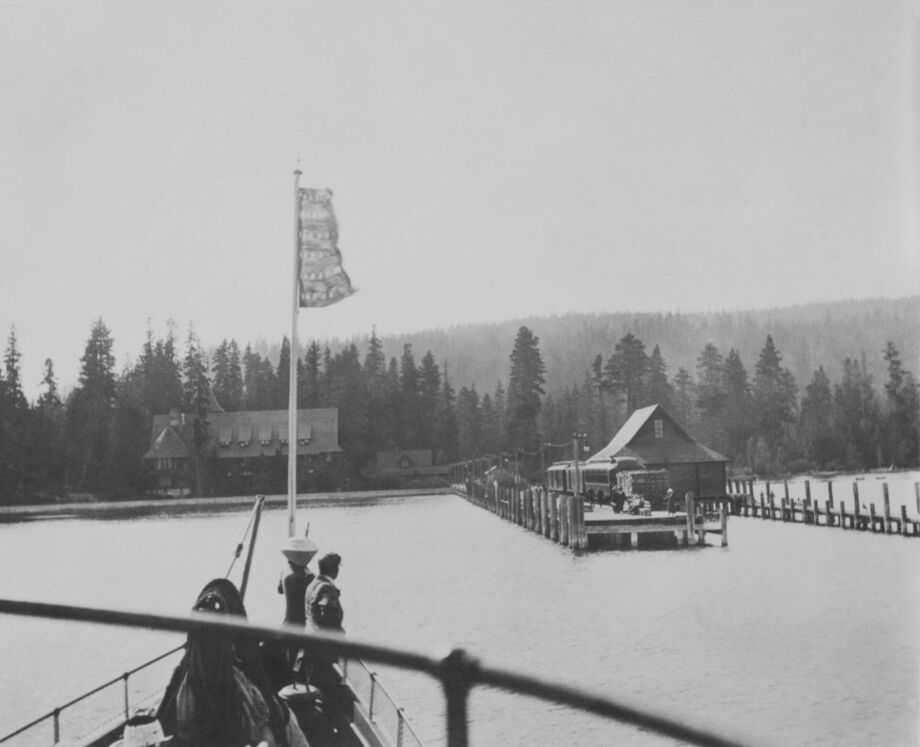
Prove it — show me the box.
[454,481,729,550]
[457,480,590,549]
[725,478,920,536]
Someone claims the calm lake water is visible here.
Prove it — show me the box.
[0,481,918,746]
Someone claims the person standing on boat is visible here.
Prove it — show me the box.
[305,552,344,633]
[278,539,316,628]
[301,552,344,696]
[275,538,316,686]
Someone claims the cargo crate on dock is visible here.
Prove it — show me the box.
[617,469,671,508]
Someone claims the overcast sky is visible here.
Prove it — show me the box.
[1,0,918,399]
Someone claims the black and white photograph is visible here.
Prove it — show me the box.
[0,1,918,745]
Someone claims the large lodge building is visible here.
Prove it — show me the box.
[144,402,343,497]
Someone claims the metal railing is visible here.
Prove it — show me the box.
[0,643,184,746]
[0,598,752,747]
[342,657,424,747]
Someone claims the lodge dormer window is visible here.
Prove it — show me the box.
[654,419,663,439]
[238,423,252,448]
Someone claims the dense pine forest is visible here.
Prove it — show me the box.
[0,296,917,504]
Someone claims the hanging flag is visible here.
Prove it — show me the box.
[297,187,355,307]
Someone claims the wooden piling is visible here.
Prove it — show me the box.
[769,493,776,520]
[783,481,790,502]
[561,495,571,546]
[575,497,587,549]
[881,483,891,533]
[572,496,581,548]
[720,504,728,547]
[549,492,558,542]
[839,501,846,529]
[825,499,833,527]
[827,481,834,507]
[901,504,910,537]
[571,497,580,548]
[568,494,576,547]
[685,492,696,544]
[539,489,547,536]
[852,482,861,528]
[805,481,812,524]
[869,502,877,532]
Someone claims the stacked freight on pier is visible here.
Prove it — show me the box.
[617,469,670,508]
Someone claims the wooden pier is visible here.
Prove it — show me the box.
[457,480,728,550]
[725,478,920,537]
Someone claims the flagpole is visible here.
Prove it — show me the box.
[288,169,302,539]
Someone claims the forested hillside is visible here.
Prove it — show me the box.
[363,296,919,401]
[1,296,916,504]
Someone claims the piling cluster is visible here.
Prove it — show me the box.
[459,480,588,549]
[727,478,920,536]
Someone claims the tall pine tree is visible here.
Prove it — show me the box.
[506,326,546,451]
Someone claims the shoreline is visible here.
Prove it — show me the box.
[0,488,456,521]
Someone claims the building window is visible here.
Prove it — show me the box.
[654,419,663,439]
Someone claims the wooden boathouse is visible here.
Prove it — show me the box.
[587,404,729,499]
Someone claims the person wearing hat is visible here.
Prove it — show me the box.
[109,710,172,747]
[278,537,317,628]
[275,537,317,685]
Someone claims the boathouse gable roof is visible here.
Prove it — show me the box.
[587,404,728,465]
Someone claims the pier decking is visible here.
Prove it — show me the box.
[457,480,728,550]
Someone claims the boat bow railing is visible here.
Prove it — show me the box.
[0,598,752,747]
[342,656,424,747]
[0,641,185,746]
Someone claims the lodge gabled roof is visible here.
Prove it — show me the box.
[143,425,191,460]
[144,407,342,460]
[587,404,728,465]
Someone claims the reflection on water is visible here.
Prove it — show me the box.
[0,488,918,746]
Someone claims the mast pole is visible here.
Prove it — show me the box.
[288,169,302,538]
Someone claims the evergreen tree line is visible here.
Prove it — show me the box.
[535,333,919,477]
[349,296,919,409]
[0,318,917,505]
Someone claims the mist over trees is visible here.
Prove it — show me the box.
[0,296,917,504]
